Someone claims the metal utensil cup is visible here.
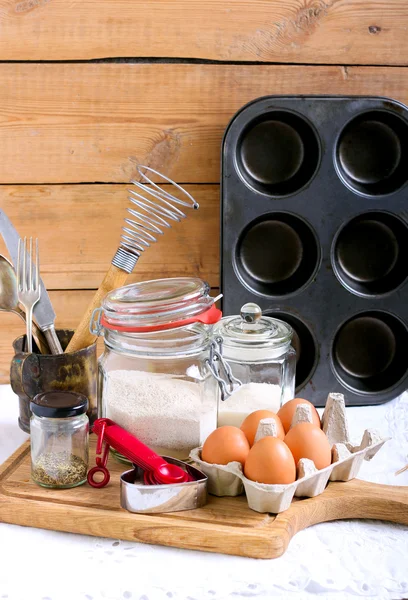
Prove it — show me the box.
[120,458,208,513]
[10,329,97,433]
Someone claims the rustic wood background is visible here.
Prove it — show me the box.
[0,0,407,381]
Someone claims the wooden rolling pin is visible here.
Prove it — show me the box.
[65,166,199,353]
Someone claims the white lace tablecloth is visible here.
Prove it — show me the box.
[1,384,407,600]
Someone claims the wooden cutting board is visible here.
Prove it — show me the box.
[1,438,407,559]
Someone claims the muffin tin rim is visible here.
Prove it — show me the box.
[222,94,408,138]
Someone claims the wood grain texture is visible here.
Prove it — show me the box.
[1,440,408,559]
[1,64,408,183]
[0,185,219,290]
[0,1,406,64]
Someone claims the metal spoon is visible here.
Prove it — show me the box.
[0,254,49,354]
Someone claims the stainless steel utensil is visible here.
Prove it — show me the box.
[0,209,63,354]
[113,165,199,271]
[0,254,49,353]
[17,238,41,354]
[65,165,199,353]
[120,458,208,514]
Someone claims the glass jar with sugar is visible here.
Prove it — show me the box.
[213,303,296,428]
[93,278,223,462]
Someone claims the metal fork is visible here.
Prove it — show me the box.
[17,237,41,353]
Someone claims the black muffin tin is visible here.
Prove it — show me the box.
[221,95,408,406]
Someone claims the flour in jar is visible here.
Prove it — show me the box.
[218,382,282,428]
[104,370,216,458]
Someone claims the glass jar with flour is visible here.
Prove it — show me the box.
[93,278,222,461]
[213,303,296,428]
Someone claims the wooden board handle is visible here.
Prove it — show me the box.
[65,264,128,353]
[277,479,408,548]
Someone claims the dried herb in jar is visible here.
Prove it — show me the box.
[32,451,87,487]
[30,391,89,489]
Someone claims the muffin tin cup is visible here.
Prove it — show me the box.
[335,110,408,197]
[331,310,408,395]
[331,211,408,297]
[190,393,387,514]
[234,212,321,298]
[222,95,408,406]
[236,110,321,197]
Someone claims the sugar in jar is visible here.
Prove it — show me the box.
[213,303,296,427]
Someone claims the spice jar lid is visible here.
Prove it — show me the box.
[214,303,293,354]
[100,277,221,332]
[30,391,88,418]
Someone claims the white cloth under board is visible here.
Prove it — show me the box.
[0,384,407,600]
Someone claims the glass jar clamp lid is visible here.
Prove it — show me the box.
[213,302,294,360]
[90,277,239,397]
[91,277,222,333]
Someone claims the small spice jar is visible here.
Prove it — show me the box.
[213,303,296,428]
[30,391,89,489]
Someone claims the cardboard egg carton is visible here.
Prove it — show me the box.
[190,393,388,513]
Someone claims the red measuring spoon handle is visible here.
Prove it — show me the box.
[92,418,171,472]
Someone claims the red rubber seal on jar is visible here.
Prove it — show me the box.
[100,304,222,333]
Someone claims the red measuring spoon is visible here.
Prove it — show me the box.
[88,418,192,488]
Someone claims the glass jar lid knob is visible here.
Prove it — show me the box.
[240,303,262,324]
[238,303,278,335]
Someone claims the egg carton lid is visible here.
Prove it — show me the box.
[189,393,388,513]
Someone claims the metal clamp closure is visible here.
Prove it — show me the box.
[206,336,241,401]
[89,307,103,336]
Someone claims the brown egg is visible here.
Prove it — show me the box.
[201,426,250,465]
[240,410,285,446]
[284,422,331,470]
[277,398,321,433]
[244,437,296,484]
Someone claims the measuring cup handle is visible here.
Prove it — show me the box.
[124,436,168,472]
[87,465,110,488]
[93,418,167,472]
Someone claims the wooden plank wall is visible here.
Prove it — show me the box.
[0,0,407,381]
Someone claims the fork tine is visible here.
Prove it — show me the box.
[17,236,41,355]
[35,238,39,291]
[22,237,27,292]
[29,237,33,291]
[35,238,40,290]
[17,238,21,292]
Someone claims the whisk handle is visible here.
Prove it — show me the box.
[65,264,128,353]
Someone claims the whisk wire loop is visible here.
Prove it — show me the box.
[112,165,199,273]
[132,165,199,210]
[128,192,185,223]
